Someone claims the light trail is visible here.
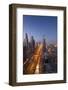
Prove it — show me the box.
[24,43,43,74]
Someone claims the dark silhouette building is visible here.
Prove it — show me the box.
[42,38,46,52]
[30,36,35,52]
[25,33,29,48]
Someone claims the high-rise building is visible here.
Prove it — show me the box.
[30,36,35,52]
[23,33,29,62]
[25,33,29,48]
[42,38,46,52]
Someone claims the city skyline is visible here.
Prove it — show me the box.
[23,15,57,74]
[23,15,57,44]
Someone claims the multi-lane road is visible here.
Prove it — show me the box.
[23,44,43,74]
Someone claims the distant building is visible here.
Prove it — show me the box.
[23,33,30,62]
[42,38,46,52]
[25,33,29,48]
[30,36,35,52]
[23,34,36,62]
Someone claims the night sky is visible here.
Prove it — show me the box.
[23,15,57,44]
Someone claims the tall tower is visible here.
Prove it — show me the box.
[30,36,35,52]
[43,38,46,52]
[25,33,29,48]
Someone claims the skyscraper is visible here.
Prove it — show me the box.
[25,33,29,48]
[42,38,46,52]
[30,36,35,52]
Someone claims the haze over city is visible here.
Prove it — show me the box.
[23,15,57,75]
[23,15,57,44]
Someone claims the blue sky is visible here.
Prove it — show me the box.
[23,15,57,44]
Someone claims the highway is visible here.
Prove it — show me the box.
[23,44,43,74]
